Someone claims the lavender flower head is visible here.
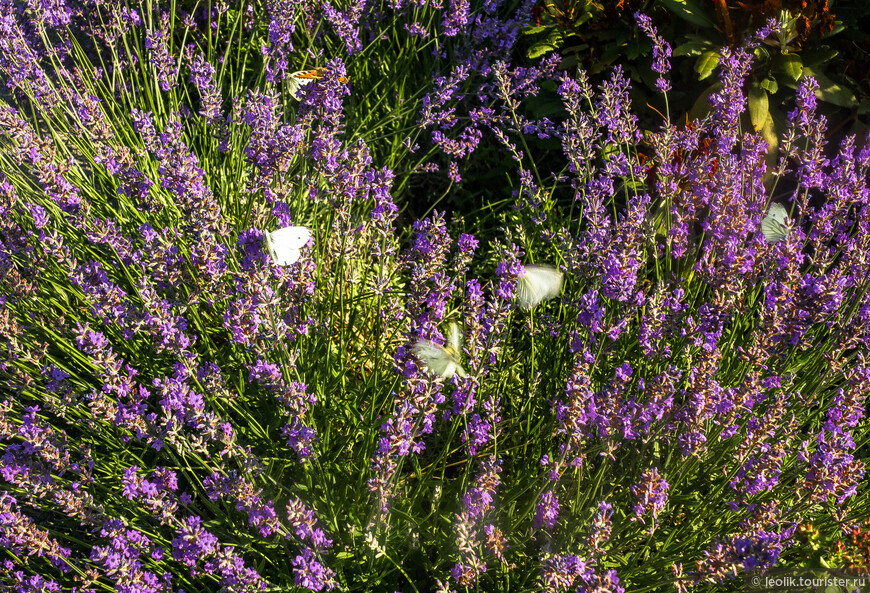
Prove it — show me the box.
[630,468,669,527]
[635,13,672,93]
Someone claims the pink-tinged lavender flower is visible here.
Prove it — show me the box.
[286,498,333,550]
[0,107,83,214]
[8,571,62,592]
[239,89,307,184]
[69,259,130,328]
[556,354,677,456]
[787,76,828,192]
[442,0,470,36]
[419,66,470,127]
[71,323,150,436]
[404,213,458,328]
[323,0,365,54]
[614,363,632,383]
[694,528,793,583]
[594,66,641,146]
[283,500,338,587]
[238,229,273,270]
[136,277,197,354]
[144,13,178,91]
[24,0,72,29]
[798,366,867,505]
[450,457,502,587]
[90,519,172,593]
[541,554,591,592]
[121,466,181,524]
[202,545,268,593]
[260,0,298,82]
[405,21,429,36]
[0,492,72,570]
[464,413,491,455]
[188,49,222,122]
[204,472,279,537]
[431,127,482,161]
[457,233,478,254]
[534,490,560,530]
[0,8,59,109]
[540,548,623,593]
[130,111,226,246]
[292,548,337,591]
[630,468,668,527]
[171,515,219,566]
[248,363,318,457]
[483,524,508,563]
[587,500,613,554]
[707,46,753,151]
[367,384,445,514]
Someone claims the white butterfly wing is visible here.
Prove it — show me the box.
[414,340,458,378]
[288,70,317,100]
[447,322,462,351]
[267,226,311,265]
[517,265,564,309]
[761,203,789,244]
[767,202,788,224]
[445,323,466,377]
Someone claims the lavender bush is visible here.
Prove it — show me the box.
[1,0,868,592]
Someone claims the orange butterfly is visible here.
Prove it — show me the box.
[288,68,348,99]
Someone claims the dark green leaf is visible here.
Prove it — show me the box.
[559,54,579,70]
[760,77,778,94]
[527,41,556,59]
[561,43,589,55]
[688,83,720,121]
[523,25,548,35]
[660,0,716,28]
[800,46,838,67]
[694,51,720,81]
[673,38,714,57]
[802,66,857,108]
[778,53,803,82]
[748,82,768,133]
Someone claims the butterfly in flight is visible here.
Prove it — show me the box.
[413,323,467,379]
[516,264,564,309]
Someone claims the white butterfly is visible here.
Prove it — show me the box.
[265,226,311,265]
[761,202,790,244]
[413,323,467,379]
[287,69,323,100]
[516,264,564,309]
